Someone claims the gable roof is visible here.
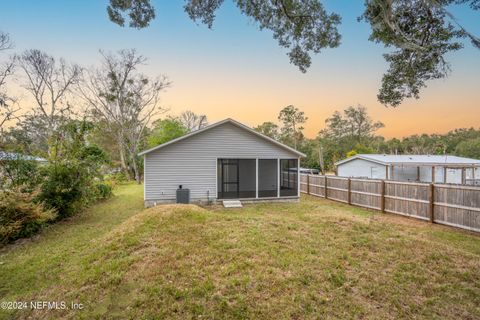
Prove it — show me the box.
[138,118,306,157]
[335,154,480,167]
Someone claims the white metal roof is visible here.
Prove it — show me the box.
[138,118,306,157]
[0,151,47,162]
[335,154,480,166]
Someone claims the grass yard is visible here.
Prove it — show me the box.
[0,184,479,319]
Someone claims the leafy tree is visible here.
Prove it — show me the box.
[442,128,480,153]
[360,0,470,106]
[38,120,109,218]
[179,110,208,132]
[147,118,188,148]
[316,137,343,172]
[88,119,123,169]
[278,105,307,149]
[3,114,66,155]
[297,138,323,171]
[0,157,40,191]
[317,105,384,171]
[107,0,341,73]
[79,49,170,183]
[380,137,403,154]
[254,121,279,139]
[455,138,480,159]
[346,144,376,158]
[378,127,480,157]
[105,0,479,106]
[107,0,156,29]
[320,105,384,144]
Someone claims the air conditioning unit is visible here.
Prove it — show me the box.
[176,185,190,204]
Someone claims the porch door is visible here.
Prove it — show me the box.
[219,159,239,199]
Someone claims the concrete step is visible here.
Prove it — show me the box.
[223,200,243,208]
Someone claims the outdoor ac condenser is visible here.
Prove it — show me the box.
[176,185,190,204]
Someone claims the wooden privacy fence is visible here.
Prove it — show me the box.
[300,174,480,233]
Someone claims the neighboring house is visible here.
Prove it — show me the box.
[139,118,306,206]
[336,154,480,185]
[0,151,47,163]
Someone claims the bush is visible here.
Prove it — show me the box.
[0,158,41,191]
[93,182,113,200]
[37,164,85,219]
[0,189,57,245]
[37,166,113,219]
[104,171,128,185]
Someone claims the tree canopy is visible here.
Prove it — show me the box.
[254,121,280,140]
[106,0,479,107]
[147,118,188,148]
[278,105,307,149]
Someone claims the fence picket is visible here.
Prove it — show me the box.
[300,174,480,233]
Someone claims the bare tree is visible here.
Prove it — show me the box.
[0,32,18,138]
[0,32,12,51]
[18,49,81,142]
[179,110,208,132]
[79,49,170,182]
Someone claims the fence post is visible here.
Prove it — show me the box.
[324,175,328,199]
[429,183,435,223]
[380,180,386,213]
[307,174,310,195]
[347,178,352,205]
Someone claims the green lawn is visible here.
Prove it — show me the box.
[0,184,479,319]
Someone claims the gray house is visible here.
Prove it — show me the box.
[139,118,305,206]
[336,154,480,185]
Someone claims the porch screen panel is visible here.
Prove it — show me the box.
[280,159,298,196]
[217,159,256,199]
[217,159,239,199]
[258,159,278,198]
[238,159,256,198]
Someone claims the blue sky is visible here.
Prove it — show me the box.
[1,0,479,137]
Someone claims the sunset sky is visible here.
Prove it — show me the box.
[2,0,479,138]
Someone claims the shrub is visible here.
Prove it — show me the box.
[36,120,111,218]
[105,171,128,185]
[0,189,57,245]
[37,164,85,219]
[93,182,113,200]
[0,157,41,191]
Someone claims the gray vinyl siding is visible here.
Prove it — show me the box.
[144,122,299,203]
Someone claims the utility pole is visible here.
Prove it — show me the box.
[319,146,325,175]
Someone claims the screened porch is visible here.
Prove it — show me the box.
[217,158,299,199]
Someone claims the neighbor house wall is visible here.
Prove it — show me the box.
[392,166,418,181]
[417,166,446,183]
[144,122,299,205]
[337,159,387,179]
[446,168,462,184]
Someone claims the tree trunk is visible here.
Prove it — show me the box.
[131,154,141,184]
[117,137,131,179]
